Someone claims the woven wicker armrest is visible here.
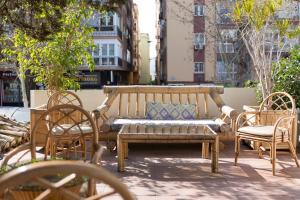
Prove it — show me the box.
[273,115,295,138]
[1,142,31,170]
[236,111,260,130]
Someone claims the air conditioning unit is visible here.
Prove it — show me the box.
[194,43,204,50]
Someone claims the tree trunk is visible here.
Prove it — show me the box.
[19,76,29,108]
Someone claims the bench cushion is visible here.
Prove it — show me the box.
[146,102,196,120]
[105,119,223,133]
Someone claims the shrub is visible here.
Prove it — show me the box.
[273,46,300,108]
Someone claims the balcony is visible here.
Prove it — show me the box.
[93,25,122,39]
[92,56,125,70]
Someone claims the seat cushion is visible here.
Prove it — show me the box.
[146,102,196,120]
[238,126,274,137]
[51,124,93,135]
[109,119,221,132]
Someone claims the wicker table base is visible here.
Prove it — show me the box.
[117,124,219,173]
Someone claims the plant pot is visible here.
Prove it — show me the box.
[9,176,85,200]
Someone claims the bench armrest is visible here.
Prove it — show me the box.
[92,105,109,119]
[221,105,238,119]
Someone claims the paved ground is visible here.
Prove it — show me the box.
[0,107,30,122]
[99,142,300,200]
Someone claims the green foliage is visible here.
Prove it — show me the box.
[0,0,125,41]
[273,46,300,108]
[233,0,283,30]
[1,1,95,92]
[244,80,263,104]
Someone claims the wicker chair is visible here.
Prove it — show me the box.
[2,104,99,168]
[235,92,299,175]
[47,91,83,109]
[0,160,135,200]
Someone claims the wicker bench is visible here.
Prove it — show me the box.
[92,85,238,150]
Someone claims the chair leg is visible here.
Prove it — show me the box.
[234,136,240,166]
[258,142,263,159]
[271,142,276,176]
[288,141,300,168]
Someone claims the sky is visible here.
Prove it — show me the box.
[133,0,157,79]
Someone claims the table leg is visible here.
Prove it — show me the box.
[117,137,125,172]
[211,137,219,173]
[202,142,209,159]
[124,142,128,159]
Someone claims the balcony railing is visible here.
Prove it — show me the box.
[93,56,123,67]
[93,25,122,39]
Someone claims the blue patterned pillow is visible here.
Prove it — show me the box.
[146,102,196,120]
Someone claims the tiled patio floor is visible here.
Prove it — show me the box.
[99,141,300,200]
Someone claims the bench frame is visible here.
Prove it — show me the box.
[93,85,237,147]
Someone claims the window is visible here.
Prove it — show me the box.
[216,61,237,81]
[93,43,116,66]
[194,4,204,16]
[194,62,204,74]
[194,33,205,49]
[220,29,237,41]
[100,12,114,31]
[217,43,234,53]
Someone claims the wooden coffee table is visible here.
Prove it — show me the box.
[117,124,219,173]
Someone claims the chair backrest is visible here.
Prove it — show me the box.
[102,85,225,119]
[47,91,83,109]
[31,104,98,160]
[258,92,296,125]
[0,161,135,200]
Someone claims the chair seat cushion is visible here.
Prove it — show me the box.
[238,126,274,136]
[51,124,93,135]
[107,119,222,133]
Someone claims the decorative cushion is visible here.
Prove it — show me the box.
[51,124,93,135]
[146,102,196,120]
[238,126,274,136]
[108,119,222,132]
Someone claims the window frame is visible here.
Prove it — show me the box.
[194,4,204,16]
[194,62,204,74]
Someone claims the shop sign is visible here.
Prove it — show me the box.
[0,71,17,78]
[78,74,99,85]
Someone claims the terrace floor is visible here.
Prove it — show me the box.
[99,141,300,200]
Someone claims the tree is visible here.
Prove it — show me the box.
[1,1,96,107]
[232,0,300,100]
[0,0,125,41]
[273,46,300,107]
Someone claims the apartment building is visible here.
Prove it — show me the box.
[157,0,300,85]
[83,0,140,88]
[139,33,151,84]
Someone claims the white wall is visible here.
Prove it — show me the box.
[30,88,258,114]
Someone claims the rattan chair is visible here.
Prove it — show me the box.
[47,91,83,109]
[2,104,99,168]
[235,92,299,175]
[0,160,135,200]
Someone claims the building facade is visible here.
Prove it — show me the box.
[0,1,140,106]
[157,0,300,85]
[139,33,151,84]
[84,0,140,88]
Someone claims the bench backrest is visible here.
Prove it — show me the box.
[102,85,226,119]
